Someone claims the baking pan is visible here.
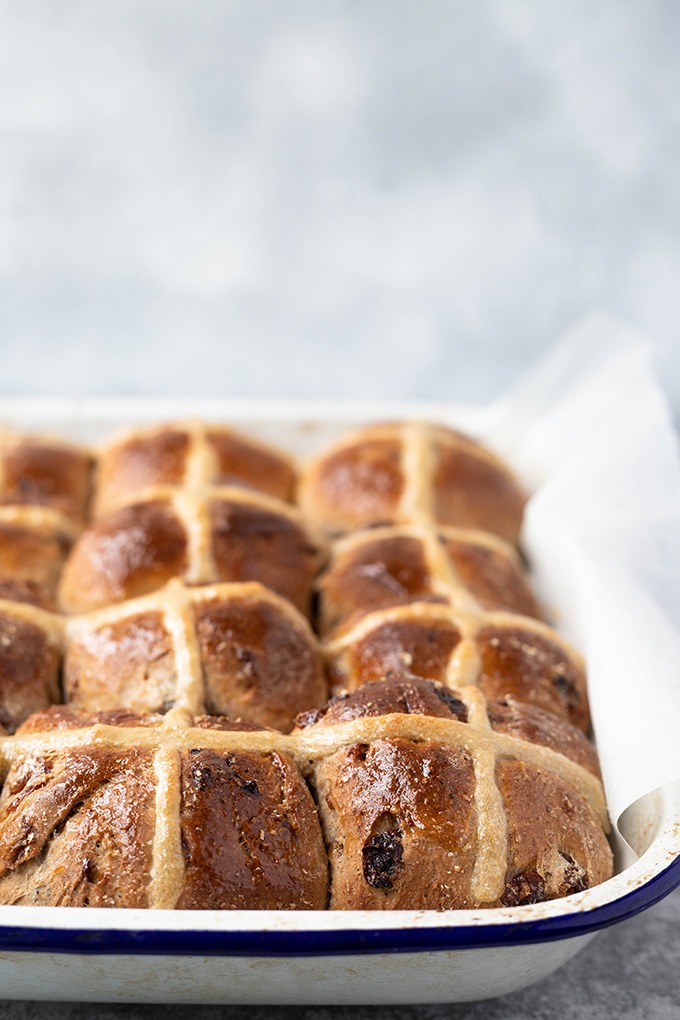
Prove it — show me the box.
[0,397,678,1005]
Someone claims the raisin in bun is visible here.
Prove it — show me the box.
[296,677,611,910]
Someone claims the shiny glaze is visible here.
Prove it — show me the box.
[301,676,597,776]
[209,499,316,615]
[495,760,613,906]
[59,499,189,612]
[301,423,527,544]
[431,439,525,544]
[0,443,92,524]
[441,535,541,619]
[0,415,613,918]
[96,429,191,512]
[177,746,328,909]
[330,614,589,732]
[314,738,478,909]
[195,594,326,731]
[298,677,469,728]
[486,697,600,777]
[65,611,177,714]
[0,679,612,911]
[477,624,589,731]
[309,437,404,537]
[302,677,611,910]
[319,534,442,639]
[330,618,462,689]
[319,530,541,641]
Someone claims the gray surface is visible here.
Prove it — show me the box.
[1,1,680,1017]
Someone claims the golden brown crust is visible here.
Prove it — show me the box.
[296,676,470,728]
[476,621,589,732]
[208,498,317,615]
[0,746,157,907]
[297,677,597,775]
[314,739,479,909]
[485,697,600,778]
[0,608,61,734]
[0,673,611,910]
[318,530,444,639]
[176,748,328,909]
[318,525,541,641]
[430,435,525,543]
[326,604,590,732]
[206,428,296,502]
[59,499,189,613]
[0,416,613,913]
[299,678,611,909]
[95,422,296,517]
[328,614,462,689]
[495,761,612,906]
[299,422,526,545]
[96,428,191,514]
[304,434,405,538]
[64,581,327,732]
[65,611,178,716]
[0,437,93,526]
[0,707,329,909]
[59,492,317,616]
[0,519,72,611]
[195,590,326,731]
[440,534,541,620]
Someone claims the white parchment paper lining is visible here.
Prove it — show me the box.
[481,312,680,840]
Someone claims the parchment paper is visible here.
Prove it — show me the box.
[481,312,680,839]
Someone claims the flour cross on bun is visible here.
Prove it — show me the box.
[0,432,94,528]
[0,707,328,910]
[299,421,527,545]
[325,601,589,732]
[0,432,94,611]
[0,415,615,913]
[94,421,296,518]
[0,676,612,910]
[317,522,542,640]
[64,578,327,732]
[59,485,318,616]
[295,676,610,909]
[59,421,315,616]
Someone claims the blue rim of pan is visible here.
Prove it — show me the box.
[0,853,678,957]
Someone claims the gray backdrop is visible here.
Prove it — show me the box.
[1,2,679,1017]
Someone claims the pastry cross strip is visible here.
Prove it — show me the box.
[0,699,608,909]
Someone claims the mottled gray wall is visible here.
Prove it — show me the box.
[1,1,679,405]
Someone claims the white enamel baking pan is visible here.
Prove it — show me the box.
[0,397,679,1005]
